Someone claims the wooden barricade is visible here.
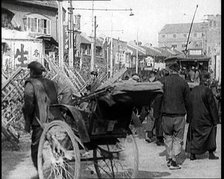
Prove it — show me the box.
[97,68,127,90]
[1,58,89,146]
[1,67,29,146]
[63,64,86,92]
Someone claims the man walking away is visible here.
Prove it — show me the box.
[22,61,73,170]
[160,62,191,170]
[185,72,219,160]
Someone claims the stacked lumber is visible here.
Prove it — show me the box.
[43,58,80,96]
[63,64,86,92]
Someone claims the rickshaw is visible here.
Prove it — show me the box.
[164,55,210,72]
[164,55,211,89]
[37,81,163,179]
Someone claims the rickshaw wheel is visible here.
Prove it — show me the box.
[37,120,80,179]
[93,134,139,178]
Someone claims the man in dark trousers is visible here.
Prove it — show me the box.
[160,63,191,170]
[22,61,73,169]
[185,72,219,160]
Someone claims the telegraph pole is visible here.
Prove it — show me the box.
[136,31,139,74]
[90,16,97,72]
[110,13,113,77]
[106,40,109,78]
[68,0,74,69]
[58,0,64,68]
[185,5,198,54]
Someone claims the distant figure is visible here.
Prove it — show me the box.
[188,66,195,82]
[129,73,140,82]
[194,67,200,83]
[86,71,100,93]
[152,73,164,146]
[148,70,157,82]
[145,70,158,143]
[124,75,130,80]
[160,62,191,170]
[185,72,219,160]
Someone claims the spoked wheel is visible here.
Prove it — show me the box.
[93,134,139,178]
[38,120,80,179]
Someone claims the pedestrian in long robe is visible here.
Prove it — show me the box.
[185,72,219,160]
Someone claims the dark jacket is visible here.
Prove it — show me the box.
[23,77,58,132]
[160,73,191,116]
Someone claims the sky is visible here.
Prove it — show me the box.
[63,0,221,46]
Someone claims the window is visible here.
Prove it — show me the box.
[23,14,51,35]
[162,34,165,38]
[171,44,177,48]
[173,34,176,38]
[183,34,187,37]
[182,44,186,48]
[194,33,197,37]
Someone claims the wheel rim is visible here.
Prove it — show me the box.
[93,134,139,178]
[38,121,80,179]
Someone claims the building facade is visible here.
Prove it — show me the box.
[2,0,60,40]
[158,14,221,81]
[1,0,62,74]
[205,14,221,81]
[158,22,207,53]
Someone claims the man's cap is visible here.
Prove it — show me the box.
[166,62,180,72]
[27,61,46,73]
[200,71,210,80]
[90,71,98,76]
[150,69,157,74]
[132,74,140,81]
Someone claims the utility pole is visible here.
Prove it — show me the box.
[106,41,109,78]
[185,5,198,55]
[90,16,96,72]
[58,0,64,68]
[110,13,113,77]
[68,0,74,69]
[90,0,95,72]
[136,31,139,74]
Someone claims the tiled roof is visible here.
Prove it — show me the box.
[127,44,146,56]
[9,0,58,9]
[159,23,207,34]
[141,46,164,57]
[154,47,177,57]
[80,34,91,44]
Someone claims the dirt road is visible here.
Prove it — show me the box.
[2,124,221,179]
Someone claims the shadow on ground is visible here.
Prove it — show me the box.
[2,134,31,179]
[2,150,28,178]
[159,147,187,165]
[137,170,171,178]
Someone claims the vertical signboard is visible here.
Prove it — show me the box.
[215,55,221,84]
[2,39,43,72]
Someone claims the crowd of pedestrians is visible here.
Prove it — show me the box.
[22,61,220,172]
[126,62,220,170]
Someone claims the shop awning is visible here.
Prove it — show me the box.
[36,35,58,46]
[165,55,210,64]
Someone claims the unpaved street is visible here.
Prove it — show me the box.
[2,124,221,179]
